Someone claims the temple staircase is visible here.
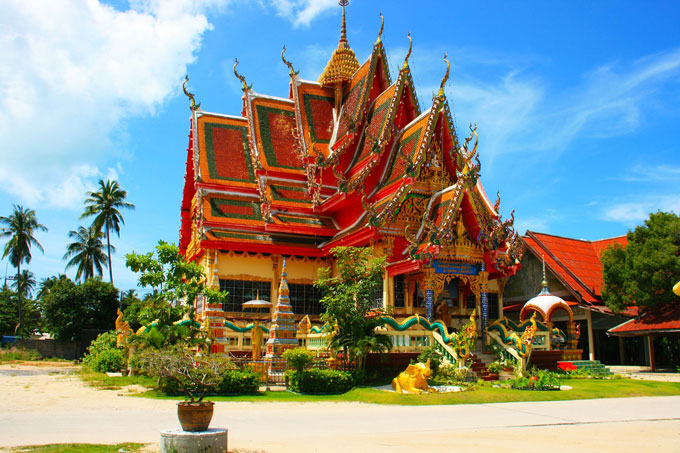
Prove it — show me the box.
[558,360,613,376]
[470,352,498,381]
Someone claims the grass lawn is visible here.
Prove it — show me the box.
[0,443,146,452]
[130,377,680,405]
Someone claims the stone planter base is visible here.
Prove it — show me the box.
[160,428,227,453]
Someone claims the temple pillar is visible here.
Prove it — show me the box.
[647,335,656,371]
[618,336,625,365]
[422,268,435,322]
[566,322,577,351]
[479,265,489,344]
[586,309,595,361]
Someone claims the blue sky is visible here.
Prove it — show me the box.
[1,0,679,293]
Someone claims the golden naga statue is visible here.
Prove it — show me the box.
[297,315,312,334]
[115,308,132,347]
[508,312,537,358]
[392,359,432,394]
[673,280,680,297]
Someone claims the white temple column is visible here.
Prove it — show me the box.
[586,309,595,361]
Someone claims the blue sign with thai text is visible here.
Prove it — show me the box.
[432,260,479,275]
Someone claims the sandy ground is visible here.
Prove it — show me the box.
[1,363,680,452]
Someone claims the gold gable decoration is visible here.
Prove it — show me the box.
[318,1,360,88]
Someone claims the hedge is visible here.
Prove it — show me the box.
[286,368,355,394]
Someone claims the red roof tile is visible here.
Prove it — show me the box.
[523,231,627,303]
[609,303,680,335]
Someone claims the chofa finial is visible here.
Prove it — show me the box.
[377,12,384,43]
[182,75,201,111]
[233,58,251,91]
[438,52,450,98]
[339,0,349,43]
[281,45,298,76]
[403,31,412,69]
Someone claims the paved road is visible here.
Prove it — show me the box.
[1,365,679,452]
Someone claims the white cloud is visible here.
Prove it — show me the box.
[268,0,337,27]
[402,46,680,171]
[618,164,680,182]
[602,196,680,225]
[0,0,228,209]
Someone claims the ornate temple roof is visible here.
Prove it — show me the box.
[318,1,360,87]
[179,4,522,278]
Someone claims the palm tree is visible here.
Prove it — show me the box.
[63,225,110,282]
[14,269,36,299]
[81,180,134,285]
[0,205,47,334]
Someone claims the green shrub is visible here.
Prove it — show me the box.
[83,331,125,373]
[286,368,354,394]
[0,346,41,362]
[511,369,560,390]
[350,369,367,386]
[431,365,475,385]
[417,346,442,376]
[217,369,260,394]
[282,347,316,372]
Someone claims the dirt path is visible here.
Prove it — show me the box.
[1,363,680,452]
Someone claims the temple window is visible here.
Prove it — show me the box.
[219,279,272,313]
[487,292,499,319]
[393,275,405,308]
[466,292,476,310]
[371,282,384,309]
[288,283,324,315]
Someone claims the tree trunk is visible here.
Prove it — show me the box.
[106,219,113,285]
[14,262,22,336]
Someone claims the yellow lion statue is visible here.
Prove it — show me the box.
[392,359,432,394]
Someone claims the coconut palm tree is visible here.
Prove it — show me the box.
[0,205,47,334]
[81,179,134,285]
[14,269,36,299]
[63,225,110,282]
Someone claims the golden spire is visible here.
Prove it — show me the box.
[377,12,384,43]
[281,45,298,76]
[318,0,360,88]
[438,52,450,98]
[403,32,412,69]
[182,75,201,111]
[233,58,251,92]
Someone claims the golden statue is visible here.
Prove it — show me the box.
[392,359,432,394]
[297,315,312,334]
[252,324,263,360]
[115,308,132,347]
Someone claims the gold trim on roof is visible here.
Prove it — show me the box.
[318,1,360,87]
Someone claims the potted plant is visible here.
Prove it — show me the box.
[139,346,228,431]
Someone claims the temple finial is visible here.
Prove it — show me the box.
[403,32,412,69]
[281,45,298,76]
[377,12,384,43]
[540,254,550,295]
[340,0,348,44]
[182,75,201,111]
[233,58,251,91]
[438,53,450,98]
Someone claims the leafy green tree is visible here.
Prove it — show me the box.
[14,269,36,299]
[0,205,47,334]
[81,179,134,285]
[125,241,227,350]
[0,286,41,336]
[602,211,680,313]
[121,290,183,331]
[40,277,119,340]
[315,246,392,370]
[63,225,110,282]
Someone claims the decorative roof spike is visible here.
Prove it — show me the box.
[318,0,360,87]
[182,75,201,111]
[233,58,251,92]
[377,12,384,43]
[281,45,299,76]
[339,0,348,43]
[540,255,551,295]
[438,52,450,98]
[403,31,412,69]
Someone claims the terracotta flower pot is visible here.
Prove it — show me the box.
[177,401,214,432]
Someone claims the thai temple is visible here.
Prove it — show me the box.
[179,3,526,362]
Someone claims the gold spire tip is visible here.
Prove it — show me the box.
[233,58,251,91]
[438,52,450,97]
[281,45,298,76]
[403,31,412,69]
[377,12,384,43]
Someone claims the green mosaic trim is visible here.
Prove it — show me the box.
[277,215,327,227]
[270,185,309,203]
[383,126,423,188]
[302,93,334,144]
[255,104,299,170]
[209,198,262,221]
[211,231,269,241]
[204,123,255,182]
